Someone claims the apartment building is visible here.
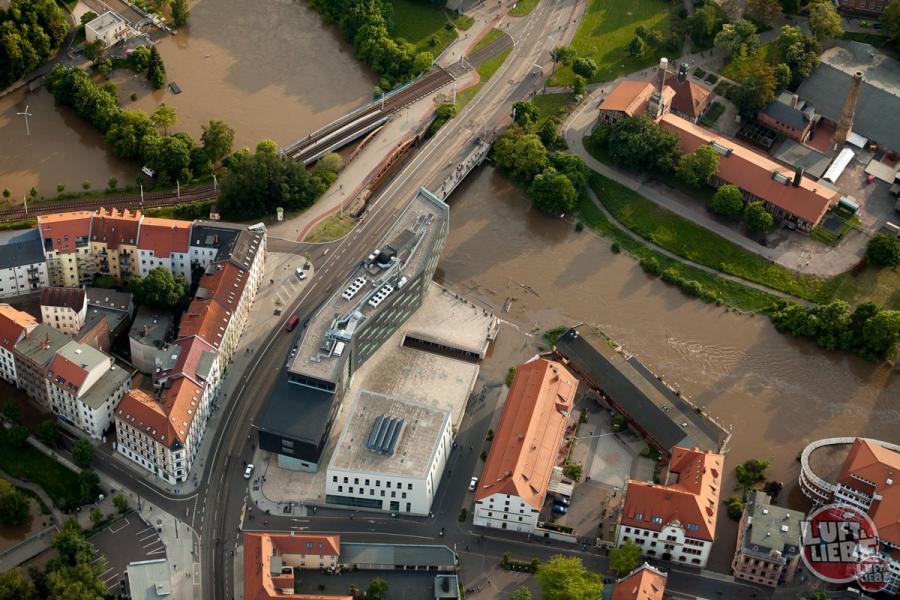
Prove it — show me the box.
[616,447,725,568]
[46,341,131,439]
[136,217,192,280]
[176,299,235,365]
[37,211,94,287]
[12,324,70,410]
[473,358,577,533]
[611,563,668,600]
[89,208,142,284]
[732,490,802,588]
[40,287,88,335]
[154,335,221,418]
[0,305,38,385]
[243,533,346,600]
[0,229,48,298]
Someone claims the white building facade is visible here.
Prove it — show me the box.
[473,493,541,533]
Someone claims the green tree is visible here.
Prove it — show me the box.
[744,200,775,232]
[38,420,59,446]
[512,100,540,130]
[492,129,548,181]
[80,11,98,25]
[736,458,769,489]
[510,586,532,600]
[130,267,189,309]
[867,233,900,268]
[196,119,233,165]
[366,577,389,600]
[550,45,576,68]
[412,50,433,74]
[746,0,781,26]
[690,4,722,43]
[536,555,603,599]
[676,145,719,187]
[776,25,819,86]
[113,494,128,513]
[600,115,681,173]
[45,561,107,600]
[78,470,100,503]
[0,567,35,600]
[549,151,588,189]
[72,440,94,468]
[572,57,597,79]
[715,19,759,58]
[884,0,900,42]
[53,519,95,566]
[628,36,647,57]
[89,508,103,527]
[4,398,21,422]
[808,593,831,600]
[808,0,843,41]
[147,45,166,89]
[725,495,746,520]
[83,40,104,62]
[129,45,151,72]
[0,480,29,526]
[150,105,177,135]
[538,118,561,148]
[171,0,190,27]
[145,133,195,183]
[710,184,744,219]
[572,74,586,97]
[859,310,900,361]
[105,109,159,161]
[2,189,9,200]
[562,461,583,481]
[6,424,29,447]
[731,58,777,115]
[530,167,577,216]
[774,62,792,89]
[609,539,641,576]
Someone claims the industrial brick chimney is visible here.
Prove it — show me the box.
[835,72,863,145]
[648,57,669,118]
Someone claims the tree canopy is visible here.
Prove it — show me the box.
[536,555,603,600]
[130,268,189,310]
[493,129,549,181]
[743,200,775,233]
[714,19,759,58]
[201,119,235,164]
[531,167,577,215]
[512,100,541,131]
[709,184,744,219]
[72,440,94,468]
[736,458,769,489]
[808,0,843,41]
[884,0,900,42]
[867,233,900,268]
[609,540,641,576]
[0,480,29,526]
[592,116,681,173]
[676,145,719,187]
[0,0,68,88]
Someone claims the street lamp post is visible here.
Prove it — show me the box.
[17,105,32,137]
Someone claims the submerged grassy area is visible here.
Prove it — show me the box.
[456,47,512,110]
[389,0,458,52]
[304,213,357,243]
[551,0,678,85]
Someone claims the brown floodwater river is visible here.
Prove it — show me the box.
[437,166,900,571]
[0,0,374,198]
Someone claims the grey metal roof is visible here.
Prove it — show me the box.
[13,323,70,368]
[762,99,807,131]
[434,575,460,599]
[258,370,337,445]
[339,543,457,569]
[189,223,240,257]
[742,489,802,560]
[798,55,900,151]
[85,288,132,312]
[0,229,45,270]
[80,363,130,410]
[556,328,724,454]
[126,559,171,600]
[129,307,172,347]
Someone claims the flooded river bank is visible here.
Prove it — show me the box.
[437,166,900,571]
[0,0,374,198]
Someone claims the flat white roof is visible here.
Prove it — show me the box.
[823,147,855,183]
[87,11,126,34]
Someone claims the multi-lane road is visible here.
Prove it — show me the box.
[77,2,772,598]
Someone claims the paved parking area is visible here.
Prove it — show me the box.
[89,515,167,594]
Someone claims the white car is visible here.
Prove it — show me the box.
[296,268,306,280]
[244,464,254,479]
[469,477,478,492]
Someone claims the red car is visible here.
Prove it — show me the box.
[285,315,299,332]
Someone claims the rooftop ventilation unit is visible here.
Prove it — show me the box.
[367,284,395,308]
[365,415,406,455]
[708,140,733,156]
[772,171,791,185]
[342,277,368,300]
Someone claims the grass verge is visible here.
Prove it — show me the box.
[470,28,505,54]
[532,92,576,127]
[454,14,475,30]
[0,437,82,510]
[456,47,512,110]
[550,0,679,85]
[509,0,541,16]
[389,0,458,52]
[0,220,38,231]
[304,213,357,243]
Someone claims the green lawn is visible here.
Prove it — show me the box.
[0,436,83,510]
[454,14,475,31]
[470,28,505,54]
[532,92,576,127]
[304,213,357,243]
[550,0,679,85]
[456,47,512,109]
[389,0,458,53]
[509,0,541,17]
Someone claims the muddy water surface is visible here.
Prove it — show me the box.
[437,166,900,571]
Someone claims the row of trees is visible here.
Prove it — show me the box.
[493,102,588,217]
[550,45,594,96]
[770,300,900,361]
[217,140,336,220]
[0,519,109,598]
[0,0,68,88]
[709,184,775,233]
[590,115,681,174]
[310,0,437,90]
[46,65,235,184]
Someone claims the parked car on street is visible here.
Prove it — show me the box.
[469,477,478,492]
[551,505,568,515]
[296,267,306,280]
[244,464,254,479]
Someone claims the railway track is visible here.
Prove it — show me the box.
[0,183,219,223]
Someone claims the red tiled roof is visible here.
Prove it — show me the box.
[116,389,178,448]
[198,262,247,312]
[155,335,217,386]
[244,533,350,600]
[659,113,837,226]
[137,217,191,258]
[47,352,89,394]
[90,207,142,250]
[599,82,655,116]
[37,211,93,254]
[838,439,900,547]
[664,75,712,119]
[0,305,38,352]
[612,564,668,600]
[620,447,724,541]
[270,534,341,557]
[475,359,577,509]
[40,287,86,312]
[159,378,204,444]
[177,299,231,349]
